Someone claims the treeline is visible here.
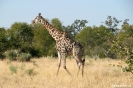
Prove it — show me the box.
[0,16,133,59]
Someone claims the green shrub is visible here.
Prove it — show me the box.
[25,68,37,76]
[4,49,19,61]
[18,53,31,62]
[32,61,38,67]
[9,64,18,74]
[4,49,32,62]
[123,55,133,74]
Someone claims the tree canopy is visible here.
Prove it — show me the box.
[0,17,132,59]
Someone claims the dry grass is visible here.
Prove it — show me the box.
[0,57,133,88]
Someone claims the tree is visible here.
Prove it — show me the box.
[111,33,133,73]
[110,19,133,59]
[0,27,8,59]
[64,20,88,39]
[32,23,56,57]
[115,21,133,73]
[75,25,114,58]
[122,19,129,25]
[75,26,93,55]
[72,20,88,34]
[51,18,63,31]
[122,24,133,37]
[102,16,122,34]
[63,25,74,39]
[7,22,33,53]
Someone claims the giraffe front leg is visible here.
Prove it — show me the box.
[56,51,61,76]
[61,52,72,77]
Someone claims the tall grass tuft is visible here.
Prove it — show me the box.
[9,64,18,74]
[25,68,37,76]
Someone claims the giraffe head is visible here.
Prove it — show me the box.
[32,13,47,24]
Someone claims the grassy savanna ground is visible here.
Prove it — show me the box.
[0,57,133,88]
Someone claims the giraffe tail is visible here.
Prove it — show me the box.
[82,58,85,63]
[81,54,85,78]
[82,52,85,63]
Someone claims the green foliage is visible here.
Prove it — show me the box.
[0,27,8,59]
[122,24,133,37]
[75,25,113,57]
[110,26,133,74]
[7,22,33,52]
[123,44,133,74]
[32,18,63,57]
[71,20,88,34]
[51,18,63,31]
[75,26,92,46]
[4,49,19,61]
[63,20,88,39]
[123,58,133,74]
[25,68,37,76]
[4,49,31,62]
[32,61,38,67]
[102,16,122,33]
[32,23,56,57]
[75,26,93,54]
[9,63,37,76]
[9,64,18,74]
[18,53,31,62]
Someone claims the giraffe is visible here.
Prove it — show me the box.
[32,13,85,77]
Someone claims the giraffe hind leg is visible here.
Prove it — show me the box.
[76,59,81,77]
[76,59,85,77]
[63,66,72,77]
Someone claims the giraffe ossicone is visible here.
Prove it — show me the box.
[32,13,85,77]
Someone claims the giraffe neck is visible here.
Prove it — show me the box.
[42,20,65,41]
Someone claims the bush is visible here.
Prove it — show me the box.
[4,49,19,61]
[9,64,18,74]
[123,54,133,74]
[90,46,106,58]
[4,49,32,62]
[18,53,31,62]
[25,68,37,76]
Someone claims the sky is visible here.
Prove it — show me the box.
[0,0,133,28]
